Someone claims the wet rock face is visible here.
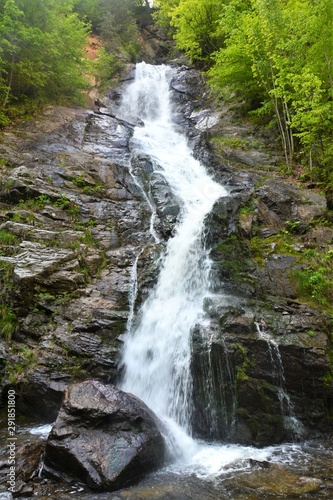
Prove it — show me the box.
[223,461,322,498]
[0,103,162,417]
[0,439,46,498]
[0,60,332,457]
[43,380,165,491]
[193,160,333,444]
[191,306,332,446]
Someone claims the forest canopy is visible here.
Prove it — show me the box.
[155,0,333,202]
[0,0,90,125]
[0,0,332,201]
[0,0,151,126]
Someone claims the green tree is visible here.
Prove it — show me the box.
[74,0,144,61]
[153,0,181,32]
[0,0,37,107]
[73,0,101,30]
[168,0,225,63]
[155,0,332,199]
[39,3,89,101]
[207,0,332,193]
[0,0,89,124]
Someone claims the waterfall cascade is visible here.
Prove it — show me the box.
[255,322,304,437]
[118,62,302,475]
[119,63,226,452]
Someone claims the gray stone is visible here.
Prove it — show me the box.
[43,381,166,491]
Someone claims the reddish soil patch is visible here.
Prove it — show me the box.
[85,35,103,61]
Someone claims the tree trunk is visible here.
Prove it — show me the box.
[2,54,15,108]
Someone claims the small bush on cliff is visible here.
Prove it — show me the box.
[0,304,17,341]
[295,266,333,309]
[0,229,19,246]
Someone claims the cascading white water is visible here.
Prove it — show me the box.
[118,62,302,475]
[120,63,226,443]
[255,322,305,437]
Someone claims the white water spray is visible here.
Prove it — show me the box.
[119,63,300,475]
[255,322,305,437]
[120,63,226,437]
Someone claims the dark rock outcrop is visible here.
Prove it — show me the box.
[191,302,332,446]
[0,104,158,419]
[189,161,333,444]
[43,380,165,491]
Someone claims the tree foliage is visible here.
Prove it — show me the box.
[155,0,333,203]
[169,0,224,62]
[0,0,155,126]
[0,0,89,125]
[74,1,152,67]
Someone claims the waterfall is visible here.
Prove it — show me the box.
[255,322,304,437]
[118,63,300,474]
[119,63,226,448]
[191,327,237,440]
[126,248,143,334]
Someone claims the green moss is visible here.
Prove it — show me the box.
[72,175,87,188]
[306,330,316,337]
[16,194,80,218]
[17,194,51,209]
[79,229,96,247]
[9,213,25,223]
[5,346,36,382]
[38,291,56,302]
[294,253,333,311]
[284,220,302,234]
[234,344,254,385]
[211,136,252,150]
[254,175,271,188]
[70,173,105,197]
[1,177,15,193]
[0,259,14,280]
[67,356,87,380]
[239,199,255,216]
[82,183,105,196]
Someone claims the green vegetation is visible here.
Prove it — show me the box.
[0,0,154,126]
[0,303,17,341]
[211,136,252,151]
[295,260,333,309]
[241,204,333,312]
[0,261,17,340]
[214,233,247,278]
[0,228,19,245]
[0,0,90,126]
[5,345,36,382]
[16,194,80,217]
[154,0,333,206]
[306,330,316,338]
[234,344,254,384]
[72,174,105,196]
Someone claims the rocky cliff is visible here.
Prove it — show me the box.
[0,62,332,495]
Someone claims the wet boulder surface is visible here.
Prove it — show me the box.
[43,380,166,491]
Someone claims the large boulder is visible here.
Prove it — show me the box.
[43,380,166,491]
